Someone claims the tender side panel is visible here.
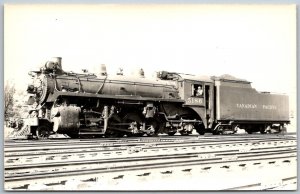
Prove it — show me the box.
[216,86,289,122]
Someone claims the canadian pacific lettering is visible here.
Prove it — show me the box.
[262,105,277,110]
[236,104,257,109]
[236,103,277,110]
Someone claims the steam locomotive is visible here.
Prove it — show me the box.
[16,57,289,139]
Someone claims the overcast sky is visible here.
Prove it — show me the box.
[4,4,296,112]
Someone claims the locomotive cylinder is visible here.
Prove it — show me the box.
[52,105,81,132]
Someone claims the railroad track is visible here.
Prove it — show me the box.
[5,135,296,164]
[5,133,295,153]
[4,134,297,190]
[5,132,295,148]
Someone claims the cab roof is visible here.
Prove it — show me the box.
[212,74,251,84]
[179,74,213,83]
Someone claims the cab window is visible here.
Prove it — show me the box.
[193,84,203,97]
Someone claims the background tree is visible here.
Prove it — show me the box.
[4,81,16,120]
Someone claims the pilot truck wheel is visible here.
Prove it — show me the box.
[35,121,52,139]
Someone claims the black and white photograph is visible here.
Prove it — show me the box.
[4,3,297,190]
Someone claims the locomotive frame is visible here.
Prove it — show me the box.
[13,57,289,139]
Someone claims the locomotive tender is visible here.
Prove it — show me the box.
[21,57,289,139]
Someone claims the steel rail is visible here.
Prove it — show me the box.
[5,150,296,183]
[4,138,296,160]
[4,133,295,148]
[5,146,296,181]
[5,135,296,153]
[4,144,296,167]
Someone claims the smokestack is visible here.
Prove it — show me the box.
[51,57,62,70]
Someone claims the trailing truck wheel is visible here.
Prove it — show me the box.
[179,123,194,136]
[36,124,51,139]
[195,123,205,135]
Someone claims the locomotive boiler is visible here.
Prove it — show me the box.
[14,57,289,139]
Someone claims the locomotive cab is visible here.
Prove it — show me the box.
[177,75,215,132]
